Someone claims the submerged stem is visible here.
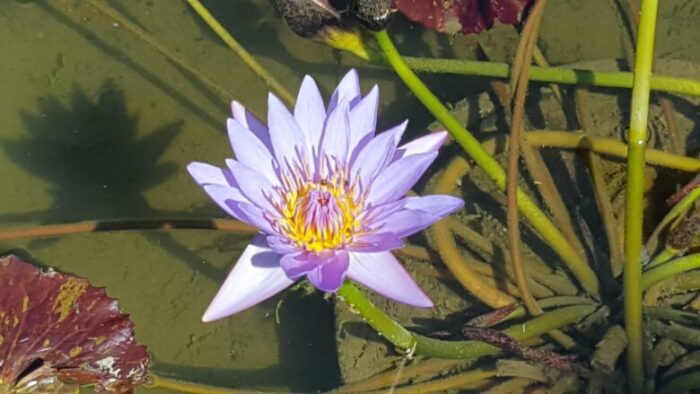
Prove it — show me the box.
[374,30,600,298]
[336,282,595,359]
[185,0,296,106]
[623,0,660,390]
[400,57,700,97]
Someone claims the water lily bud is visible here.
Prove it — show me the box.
[352,0,394,32]
[276,0,381,61]
[275,0,345,40]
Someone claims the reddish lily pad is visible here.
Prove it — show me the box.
[0,255,150,393]
[393,0,533,34]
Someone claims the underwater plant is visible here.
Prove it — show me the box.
[187,70,464,321]
[4,0,700,392]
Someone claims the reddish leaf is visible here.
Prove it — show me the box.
[0,255,150,393]
[393,0,533,34]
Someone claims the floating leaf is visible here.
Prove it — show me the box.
[393,0,533,34]
[0,255,150,393]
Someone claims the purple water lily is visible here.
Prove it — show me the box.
[188,70,463,322]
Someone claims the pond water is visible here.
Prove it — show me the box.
[0,0,698,392]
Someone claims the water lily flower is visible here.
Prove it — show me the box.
[188,70,464,322]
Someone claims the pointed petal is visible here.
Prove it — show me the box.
[319,99,350,164]
[202,238,294,322]
[225,199,277,234]
[402,195,464,218]
[328,69,361,113]
[294,76,326,151]
[280,252,318,279]
[369,209,436,238]
[227,118,279,185]
[350,121,406,183]
[306,251,349,292]
[266,235,299,254]
[225,159,277,212]
[231,101,272,149]
[187,161,235,187]
[349,232,404,252]
[348,85,379,155]
[348,252,433,307]
[267,93,308,170]
[367,151,438,205]
[201,184,249,218]
[394,131,448,160]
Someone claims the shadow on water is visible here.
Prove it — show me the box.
[0,83,231,281]
[154,290,342,392]
[34,1,225,130]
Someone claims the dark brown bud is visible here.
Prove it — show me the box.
[352,0,394,31]
[276,0,346,40]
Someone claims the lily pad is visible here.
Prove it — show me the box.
[0,255,149,393]
[393,0,533,34]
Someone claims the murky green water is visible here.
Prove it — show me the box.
[0,1,698,392]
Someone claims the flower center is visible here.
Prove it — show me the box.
[275,164,362,253]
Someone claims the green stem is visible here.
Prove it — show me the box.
[642,253,700,291]
[658,372,700,394]
[623,0,659,391]
[337,282,595,359]
[185,0,296,106]
[401,57,700,97]
[374,30,599,297]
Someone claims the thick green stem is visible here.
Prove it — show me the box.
[401,57,700,97]
[642,253,700,291]
[374,30,599,297]
[337,282,595,359]
[658,371,700,394]
[623,0,659,391]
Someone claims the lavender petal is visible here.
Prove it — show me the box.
[367,151,439,205]
[306,251,350,292]
[187,161,235,187]
[328,69,361,113]
[350,120,406,183]
[280,252,318,279]
[225,159,277,212]
[347,252,433,307]
[294,76,326,154]
[394,131,448,160]
[201,184,249,218]
[319,99,350,165]
[267,93,308,170]
[202,237,294,322]
[402,195,464,219]
[348,85,379,156]
[348,232,404,252]
[231,101,272,149]
[227,118,279,184]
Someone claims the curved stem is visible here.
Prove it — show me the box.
[400,57,700,97]
[623,0,660,390]
[525,131,700,172]
[658,371,700,394]
[147,372,246,393]
[374,30,600,298]
[185,0,296,106]
[336,282,595,359]
[641,253,700,291]
[507,0,547,319]
[0,218,256,241]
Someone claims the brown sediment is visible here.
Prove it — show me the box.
[334,358,468,393]
[429,156,516,307]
